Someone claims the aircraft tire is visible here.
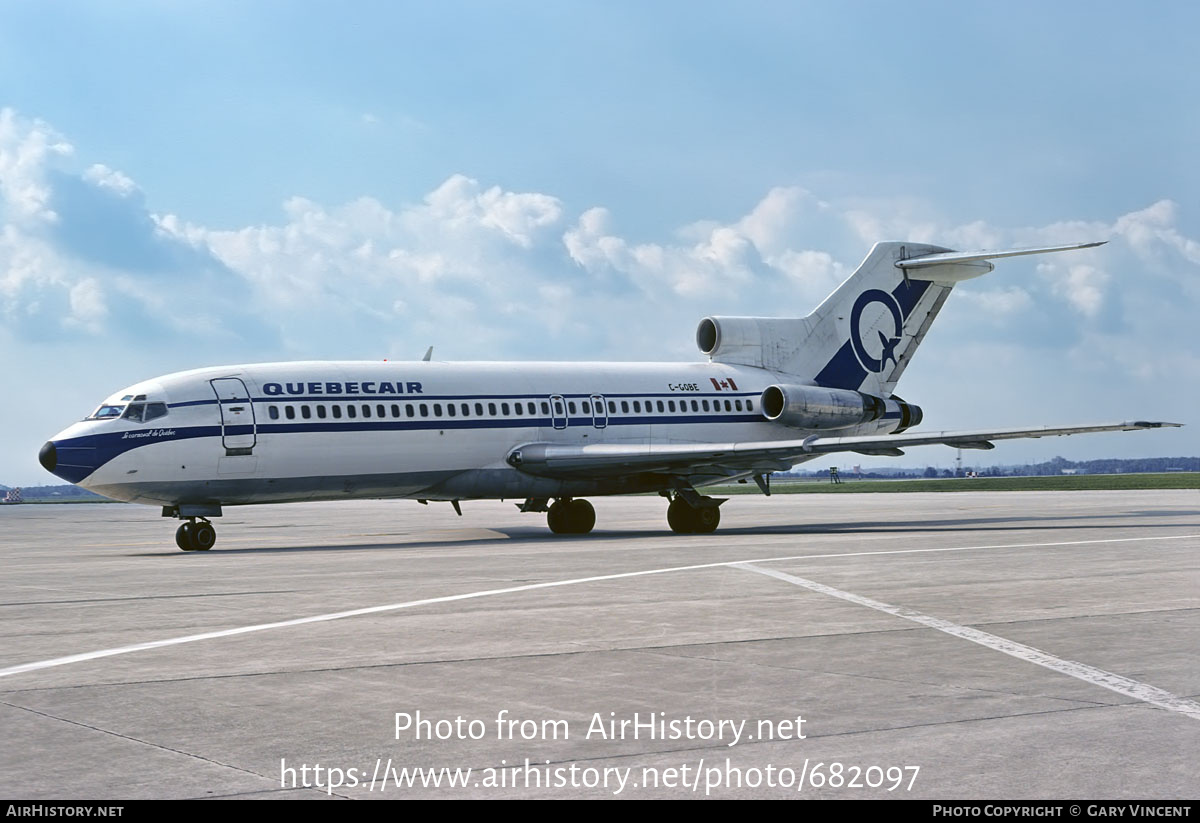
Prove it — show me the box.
[568,499,595,534]
[175,522,196,551]
[192,522,217,550]
[666,499,697,534]
[694,505,721,534]
[547,500,572,534]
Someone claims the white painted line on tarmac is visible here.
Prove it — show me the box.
[733,561,1200,722]
[1,533,1196,680]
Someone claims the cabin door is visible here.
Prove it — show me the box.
[549,395,567,430]
[590,394,607,429]
[210,377,257,454]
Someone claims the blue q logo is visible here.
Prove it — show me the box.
[850,289,904,374]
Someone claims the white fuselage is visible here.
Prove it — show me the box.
[45,360,903,508]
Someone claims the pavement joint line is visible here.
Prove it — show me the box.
[732,562,1200,722]
[0,699,272,782]
[1,532,1196,681]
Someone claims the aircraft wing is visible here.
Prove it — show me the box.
[507,421,1181,480]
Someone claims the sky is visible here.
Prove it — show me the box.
[1,1,1197,485]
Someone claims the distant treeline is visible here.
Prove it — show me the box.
[796,456,1200,480]
[3,484,109,501]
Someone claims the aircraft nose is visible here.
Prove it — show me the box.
[39,441,57,473]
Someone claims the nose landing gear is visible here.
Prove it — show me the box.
[175,518,217,551]
[163,504,223,551]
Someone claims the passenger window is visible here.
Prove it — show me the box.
[301,406,311,419]
[317,405,327,419]
[621,401,629,413]
[514,403,522,416]
[391,404,400,418]
[447,404,456,417]
[489,403,497,415]
[406,404,415,418]
[568,401,576,414]
[725,400,732,412]
[269,406,279,420]
[333,406,342,419]
[528,402,536,415]
[541,402,549,415]
[608,401,616,414]
[349,405,359,418]
[433,403,442,416]
[668,400,676,412]
[633,401,641,413]
[420,404,428,416]
[475,403,484,416]
[582,401,590,414]
[553,401,562,415]
[746,399,754,412]
[378,404,387,418]
[501,403,510,415]
[361,405,371,418]
[461,403,470,417]
[285,406,296,420]
[702,400,710,411]
[691,400,699,412]
[657,400,665,413]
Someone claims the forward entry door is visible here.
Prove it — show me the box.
[210,377,257,454]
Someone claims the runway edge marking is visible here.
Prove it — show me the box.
[733,561,1200,722]
[1,533,1196,681]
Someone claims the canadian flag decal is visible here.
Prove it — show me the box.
[709,377,739,391]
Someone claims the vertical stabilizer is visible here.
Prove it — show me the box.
[700,240,1103,396]
[805,241,958,396]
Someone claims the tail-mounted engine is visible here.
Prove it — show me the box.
[760,384,922,433]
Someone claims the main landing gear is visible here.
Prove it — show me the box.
[546,498,596,535]
[175,518,217,551]
[520,492,725,536]
[665,492,723,534]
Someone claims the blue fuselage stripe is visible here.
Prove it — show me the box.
[52,414,767,481]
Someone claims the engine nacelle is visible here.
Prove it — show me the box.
[760,384,887,431]
[696,316,764,361]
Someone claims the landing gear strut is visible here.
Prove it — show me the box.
[175,518,217,551]
[666,493,723,534]
[546,498,596,535]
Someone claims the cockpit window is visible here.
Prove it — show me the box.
[144,402,168,422]
[123,403,146,422]
[89,404,126,419]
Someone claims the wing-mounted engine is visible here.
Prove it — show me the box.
[760,384,923,434]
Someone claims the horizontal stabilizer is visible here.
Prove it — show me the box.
[897,241,1106,270]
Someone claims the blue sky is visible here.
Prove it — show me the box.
[2,1,1197,484]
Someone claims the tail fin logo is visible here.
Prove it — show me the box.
[850,289,904,374]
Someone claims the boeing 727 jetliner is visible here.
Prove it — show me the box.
[39,240,1179,550]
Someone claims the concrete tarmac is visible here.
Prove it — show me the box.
[1,490,1197,799]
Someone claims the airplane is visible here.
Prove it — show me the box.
[37,239,1180,551]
